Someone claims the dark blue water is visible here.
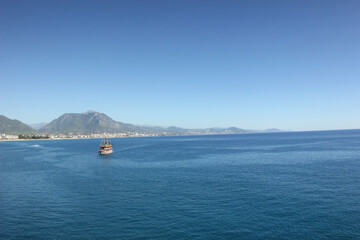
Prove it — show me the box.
[1,130,360,239]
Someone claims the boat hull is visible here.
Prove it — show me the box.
[99,149,113,155]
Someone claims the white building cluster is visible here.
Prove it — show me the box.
[0,133,19,140]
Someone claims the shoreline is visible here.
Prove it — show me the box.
[0,132,254,142]
[2,129,357,143]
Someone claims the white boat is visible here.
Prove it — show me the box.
[98,138,113,155]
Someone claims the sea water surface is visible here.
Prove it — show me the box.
[0,130,359,239]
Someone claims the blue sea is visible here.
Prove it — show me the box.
[1,130,359,239]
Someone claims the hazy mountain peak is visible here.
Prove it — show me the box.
[82,110,97,114]
[27,122,48,130]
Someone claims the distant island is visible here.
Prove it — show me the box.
[0,111,285,140]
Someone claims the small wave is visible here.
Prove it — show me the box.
[30,144,40,147]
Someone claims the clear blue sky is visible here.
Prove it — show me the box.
[1,0,359,130]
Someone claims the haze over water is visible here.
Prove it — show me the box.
[1,130,360,239]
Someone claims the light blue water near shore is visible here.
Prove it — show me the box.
[1,130,360,239]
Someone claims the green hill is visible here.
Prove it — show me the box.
[0,115,38,135]
[39,111,146,134]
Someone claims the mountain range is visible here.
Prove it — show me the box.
[38,110,250,135]
[1,110,283,135]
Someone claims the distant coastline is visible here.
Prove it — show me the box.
[0,132,255,142]
[1,111,259,139]
[2,129,359,142]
